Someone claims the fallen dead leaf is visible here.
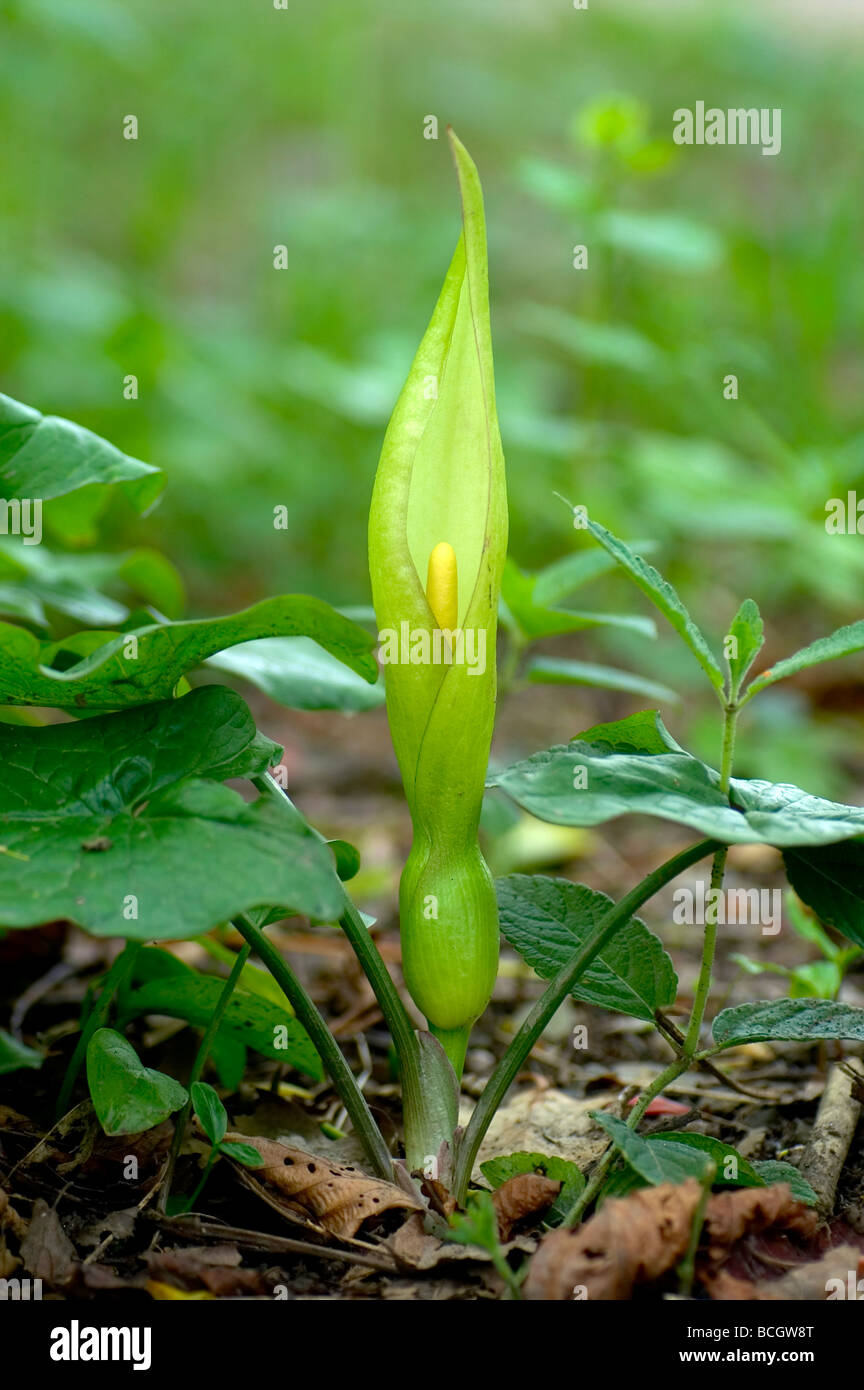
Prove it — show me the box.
[493,1174,561,1242]
[19,1199,77,1287]
[524,1180,700,1301]
[221,1131,422,1239]
[524,1180,819,1301]
[707,1244,864,1301]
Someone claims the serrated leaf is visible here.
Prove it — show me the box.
[493,710,864,847]
[726,599,764,695]
[0,686,346,938]
[713,999,864,1048]
[86,1028,187,1136]
[496,874,677,1021]
[0,594,378,709]
[580,518,724,690]
[783,841,864,949]
[0,393,162,510]
[746,620,864,701]
[207,636,385,712]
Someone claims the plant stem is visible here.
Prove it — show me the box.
[180,1146,219,1215]
[451,838,721,1204]
[677,1161,716,1297]
[560,1055,693,1226]
[231,912,393,1181]
[55,940,143,1120]
[159,941,251,1213]
[683,701,738,1056]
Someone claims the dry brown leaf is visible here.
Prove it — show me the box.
[707,1243,863,1301]
[493,1174,561,1242]
[222,1131,422,1239]
[524,1180,701,1301]
[702,1184,819,1262]
[19,1199,77,1287]
[525,1179,821,1301]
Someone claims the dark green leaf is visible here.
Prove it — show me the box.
[122,973,322,1080]
[86,1027,187,1135]
[713,999,864,1048]
[220,1140,265,1167]
[783,841,864,949]
[190,1082,227,1146]
[593,1113,714,1185]
[496,874,677,1021]
[480,1150,584,1224]
[751,1161,818,1206]
[0,686,346,938]
[493,710,864,847]
[651,1133,764,1189]
[0,596,378,709]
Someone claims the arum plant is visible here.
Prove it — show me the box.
[7,136,864,1238]
[369,130,507,1078]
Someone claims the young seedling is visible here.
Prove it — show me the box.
[175,1082,263,1216]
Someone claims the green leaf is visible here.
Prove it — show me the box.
[0,393,162,509]
[493,710,864,847]
[86,1027,187,1135]
[496,874,677,1021]
[328,839,361,882]
[751,1161,818,1206]
[190,1081,227,1146]
[650,1133,764,1189]
[593,1113,715,1185]
[480,1150,584,1224]
[524,656,676,704]
[580,517,725,691]
[207,636,384,713]
[745,620,864,701]
[725,599,764,696]
[220,1140,265,1167]
[0,686,347,938]
[0,595,378,709]
[532,543,658,607]
[501,558,655,642]
[122,973,322,1080]
[783,841,864,949]
[713,999,864,1048]
[0,1028,44,1075]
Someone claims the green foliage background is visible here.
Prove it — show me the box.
[2,0,862,785]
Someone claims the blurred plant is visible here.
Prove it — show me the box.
[732,893,862,1002]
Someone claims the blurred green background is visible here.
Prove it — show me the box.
[2,0,863,787]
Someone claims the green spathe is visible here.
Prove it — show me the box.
[368,132,507,1062]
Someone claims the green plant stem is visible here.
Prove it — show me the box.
[253,772,452,1171]
[683,701,738,1057]
[560,1055,693,1226]
[56,940,142,1120]
[231,911,393,1181]
[181,1145,219,1215]
[452,838,721,1205]
[677,1161,716,1297]
[159,940,251,1213]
